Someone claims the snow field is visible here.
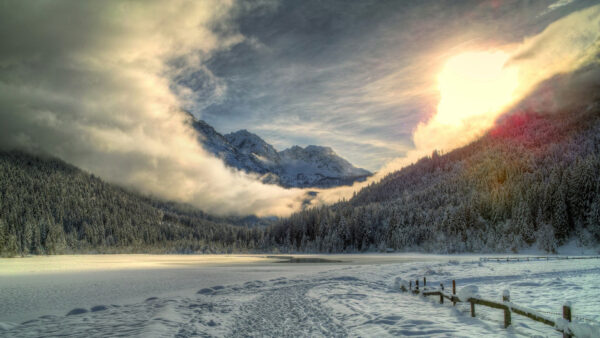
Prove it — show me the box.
[1,255,599,337]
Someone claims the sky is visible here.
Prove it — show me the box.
[0,0,599,216]
[194,0,597,171]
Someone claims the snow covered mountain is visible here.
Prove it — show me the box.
[277,145,371,188]
[192,120,268,174]
[188,116,371,188]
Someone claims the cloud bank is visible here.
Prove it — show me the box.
[0,0,306,216]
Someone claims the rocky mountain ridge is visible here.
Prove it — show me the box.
[188,116,371,188]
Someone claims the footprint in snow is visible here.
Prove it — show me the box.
[90,305,108,312]
[330,276,360,282]
[66,308,88,316]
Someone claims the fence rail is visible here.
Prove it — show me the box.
[399,277,595,337]
[479,255,600,263]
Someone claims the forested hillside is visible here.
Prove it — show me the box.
[2,102,600,256]
[266,103,600,253]
[0,151,268,256]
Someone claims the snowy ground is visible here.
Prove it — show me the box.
[1,254,599,337]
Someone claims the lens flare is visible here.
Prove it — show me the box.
[435,51,519,126]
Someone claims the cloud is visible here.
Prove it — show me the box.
[0,0,306,216]
[510,4,600,90]
[391,4,600,168]
[543,0,577,15]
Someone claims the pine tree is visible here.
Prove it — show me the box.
[586,195,600,243]
[552,181,570,243]
[536,221,557,253]
[0,219,7,255]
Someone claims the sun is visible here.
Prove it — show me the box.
[435,51,519,126]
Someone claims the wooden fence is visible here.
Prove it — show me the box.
[479,255,600,263]
[401,277,591,337]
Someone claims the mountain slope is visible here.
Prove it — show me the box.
[188,116,371,188]
[0,151,266,256]
[266,102,600,253]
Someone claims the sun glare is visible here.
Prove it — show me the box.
[435,51,518,125]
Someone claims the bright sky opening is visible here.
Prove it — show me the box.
[436,51,519,126]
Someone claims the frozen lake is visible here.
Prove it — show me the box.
[1,254,599,337]
[0,254,441,323]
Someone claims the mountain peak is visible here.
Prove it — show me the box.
[225,129,268,147]
[306,145,335,155]
[191,120,372,188]
[225,129,280,163]
[229,129,252,136]
[280,144,370,181]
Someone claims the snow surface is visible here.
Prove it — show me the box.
[457,285,480,302]
[1,254,599,337]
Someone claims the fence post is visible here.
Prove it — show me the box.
[502,290,511,328]
[424,277,426,289]
[416,280,419,291]
[452,280,456,306]
[409,280,412,291]
[563,302,572,338]
[440,283,444,304]
[470,300,475,317]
